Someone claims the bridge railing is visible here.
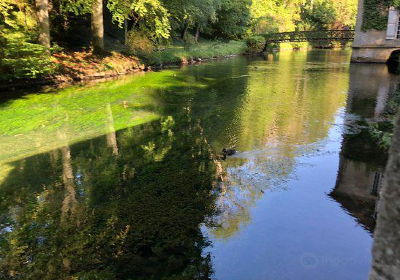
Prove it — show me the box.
[262,30,355,44]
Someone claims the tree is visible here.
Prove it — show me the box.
[91,0,104,53]
[212,0,251,39]
[192,0,219,41]
[300,0,337,30]
[161,0,220,40]
[330,0,358,29]
[35,0,51,51]
[250,0,302,34]
[161,0,192,39]
[107,0,171,42]
[54,0,104,53]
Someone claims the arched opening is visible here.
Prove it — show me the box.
[387,49,400,73]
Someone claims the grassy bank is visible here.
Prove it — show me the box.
[146,40,247,66]
[1,40,247,89]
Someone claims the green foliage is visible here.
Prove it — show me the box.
[77,270,116,280]
[1,35,57,79]
[58,0,94,15]
[250,0,301,33]
[212,0,251,39]
[369,123,394,149]
[0,0,36,35]
[107,0,171,41]
[0,0,360,81]
[362,0,394,31]
[125,30,154,56]
[183,33,196,50]
[0,0,56,79]
[162,0,220,39]
[245,35,265,53]
[250,0,357,35]
[192,0,219,25]
[147,41,246,65]
[331,0,358,29]
[300,0,337,30]
[290,42,310,50]
[368,90,400,149]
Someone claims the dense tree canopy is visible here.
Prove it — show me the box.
[107,0,171,40]
[0,0,358,79]
[250,0,357,34]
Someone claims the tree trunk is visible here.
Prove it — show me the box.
[124,19,128,45]
[91,0,104,54]
[35,0,50,52]
[195,23,200,42]
[369,110,400,279]
[181,19,189,40]
[57,130,77,224]
[106,104,119,156]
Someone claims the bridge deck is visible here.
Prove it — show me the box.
[262,30,355,44]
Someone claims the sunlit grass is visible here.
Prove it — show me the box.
[0,69,208,163]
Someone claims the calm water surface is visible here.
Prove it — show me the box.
[0,50,397,279]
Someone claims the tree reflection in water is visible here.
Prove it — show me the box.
[0,51,377,279]
[0,56,252,280]
[0,115,220,279]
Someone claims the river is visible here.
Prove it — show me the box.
[0,49,397,279]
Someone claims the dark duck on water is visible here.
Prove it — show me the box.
[222,148,236,160]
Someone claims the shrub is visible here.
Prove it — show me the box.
[290,42,309,50]
[0,1,56,80]
[183,33,196,51]
[143,41,246,66]
[0,34,57,80]
[246,36,265,53]
[368,90,400,149]
[125,30,154,57]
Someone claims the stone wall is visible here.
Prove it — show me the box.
[352,0,400,62]
[369,110,400,279]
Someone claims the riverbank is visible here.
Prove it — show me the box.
[148,41,247,65]
[0,41,247,91]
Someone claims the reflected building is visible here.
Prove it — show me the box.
[331,63,400,234]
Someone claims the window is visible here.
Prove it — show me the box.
[397,14,400,39]
[386,7,399,40]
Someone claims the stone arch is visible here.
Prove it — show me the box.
[387,49,400,62]
[387,49,400,73]
[352,47,400,63]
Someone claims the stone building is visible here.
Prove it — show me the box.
[352,1,400,63]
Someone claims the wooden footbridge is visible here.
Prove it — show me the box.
[262,30,355,49]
